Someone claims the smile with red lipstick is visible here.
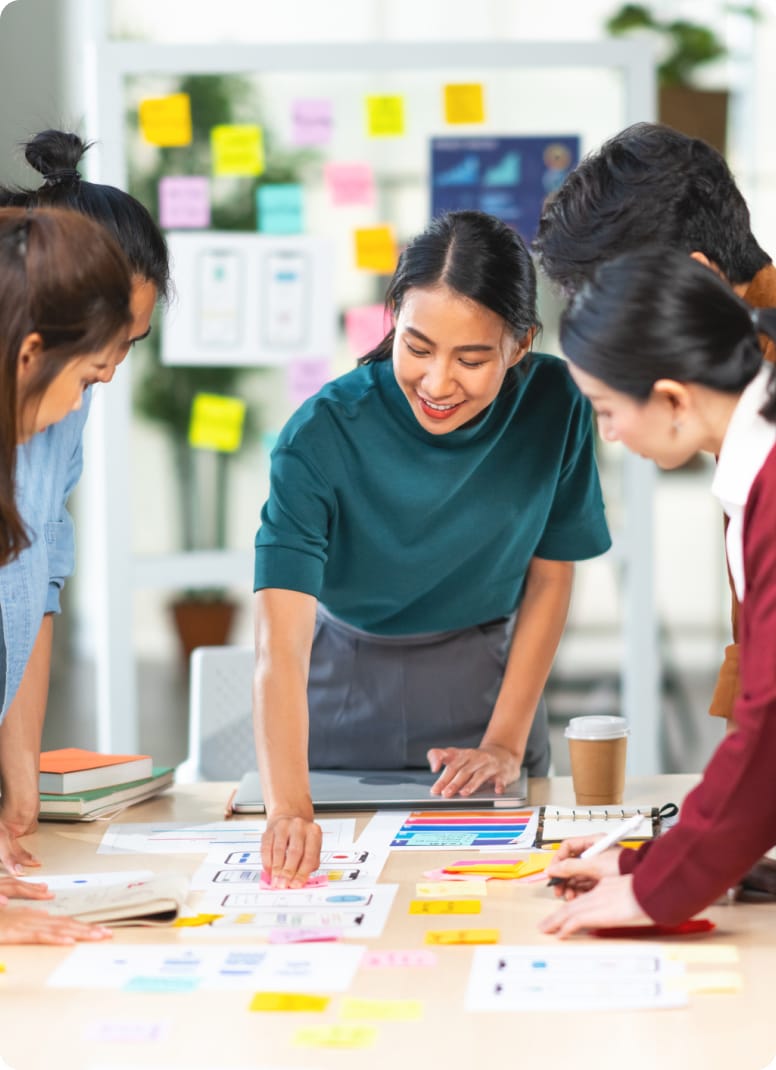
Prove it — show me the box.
[418,394,465,420]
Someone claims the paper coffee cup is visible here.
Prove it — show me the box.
[564,716,629,806]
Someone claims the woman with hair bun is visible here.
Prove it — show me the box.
[254,210,611,888]
[0,131,170,881]
[0,205,132,943]
[541,249,776,934]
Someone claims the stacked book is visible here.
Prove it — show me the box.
[39,748,174,821]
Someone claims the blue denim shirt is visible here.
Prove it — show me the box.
[0,392,91,722]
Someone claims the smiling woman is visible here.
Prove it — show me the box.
[253,210,612,889]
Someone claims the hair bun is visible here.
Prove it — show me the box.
[23,129,89,183]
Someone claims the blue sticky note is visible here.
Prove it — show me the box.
[123,976,201,993]
[257,183,304,235]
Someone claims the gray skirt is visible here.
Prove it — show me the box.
[307,605,550,777]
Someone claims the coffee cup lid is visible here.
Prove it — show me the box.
[564,715,629,740]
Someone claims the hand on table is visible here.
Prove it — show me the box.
[261,813,323,889]
[546,837,623,899]
[0,808,41,876]
[0,906,112,946]
[539,874,649,938]
[0,876,53,906]
[427,743,522,798]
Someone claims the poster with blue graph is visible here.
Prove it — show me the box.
[430,136,580,241]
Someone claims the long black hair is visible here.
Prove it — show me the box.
[359,210,539,364]
[0,130,170,300]
[560,249,776,423]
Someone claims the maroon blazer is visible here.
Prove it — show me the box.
[620,440,776,924]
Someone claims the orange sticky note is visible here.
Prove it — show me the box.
[139,93,192,147]
[409,899,481,915]
[250,992,330,1012]
[211,124,265,177]
[444,83,486,124]
[366,94,405,136]
[424,928,500,945]
[354,226,398,274]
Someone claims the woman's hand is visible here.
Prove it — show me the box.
[539,874,649,938]
[0,808,41,875]
[427,742,522,797]
[261,812,323,889]
[546,837,623,899]
[0,876,53,905]
[0,906,113,946]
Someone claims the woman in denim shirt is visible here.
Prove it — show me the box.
[0,131,170,894]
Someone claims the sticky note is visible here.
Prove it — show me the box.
[287,358,332,408]
[409,899,481,915]
[444,83,486,124]
[85,1020,169,1043]
[139,93,192,147]
[188,393,246,453]
[268,928,341,944]
[366,94,405,137]
[211,124,264,177]
[354,225,398,274]
[664,945,740,965]
[158,176,211,229]
[257,183,304,235]
[172,913,223,928]
[515,853,553,878]
[124,977,200,993]
[665,971,743,994]
[362,949,437,968]
[291,98,333,146]
[416,880,487,897]
[250,992,330,1012]
[295,1024,377,1049]
[424,928,499,945]
[324,162,375,207]
[260,869,328,889]
[339,997,423,1022]
[344,304,390,358]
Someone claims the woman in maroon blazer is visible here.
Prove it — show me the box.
[541,248,776,934]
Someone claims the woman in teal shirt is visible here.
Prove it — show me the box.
[254,211,611,886]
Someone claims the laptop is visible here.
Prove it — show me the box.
[230,766,528,814]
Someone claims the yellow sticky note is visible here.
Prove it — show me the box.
[366,94,405,136]
[250,992,330,1013]
[664,945,740,965]
[410,899,481,915]
[354,226,398,274]
[666,971,743,994]
[417,880,487,897]
[425,928,500,945]
[444,863,522,876]
[516,853,553,878]
[211,124,265,177]
[188,393,246,453]
[172,913,223,928]
[339,997,423,1022]
[139,93,193,147]
[444,83,486,124]
[295,1024,377,1049]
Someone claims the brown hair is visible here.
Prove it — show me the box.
[0,207,132,565]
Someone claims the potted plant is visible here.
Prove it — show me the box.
[605,3,760,152]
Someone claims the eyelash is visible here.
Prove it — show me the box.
[405,342,484,368]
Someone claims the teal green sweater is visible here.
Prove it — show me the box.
[254,354,610,635]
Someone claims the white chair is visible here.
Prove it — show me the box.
[177,645,256,782]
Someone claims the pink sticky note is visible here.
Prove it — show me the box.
[423,868,491,882]
[158,176,211,229]
[344,304,391,359]
[362,950,437,968]
[260,869,329,889]
[291,98,333,146]
[324,162,375,206]
[268,928,341,944]
[287,358,333,408]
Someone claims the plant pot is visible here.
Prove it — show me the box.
[170,598,238,666]
[658,86,728,155]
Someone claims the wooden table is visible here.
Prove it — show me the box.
[1,775,774,1070]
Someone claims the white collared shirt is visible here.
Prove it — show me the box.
[711,366,776,601]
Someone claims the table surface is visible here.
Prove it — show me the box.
[1,774,774,1070]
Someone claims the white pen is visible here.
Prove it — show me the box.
[547,811,646,887]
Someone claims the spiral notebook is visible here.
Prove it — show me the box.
[535,803,678,847]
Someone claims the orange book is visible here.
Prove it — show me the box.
[39,748,153,794]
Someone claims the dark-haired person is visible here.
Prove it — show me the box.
[534,121,775,728]
[254,210,611,887]
[0,205,132,943]
[540,250,776,934]
[0,130,170,877]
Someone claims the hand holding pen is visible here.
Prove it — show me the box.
[546,812,646,898]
